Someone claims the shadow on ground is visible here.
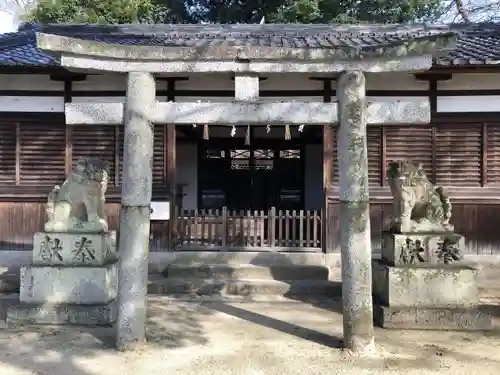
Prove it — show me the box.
[0,250,499,375]
[207,301,344,348]
[0,293,219,375]
[250,252,343,313]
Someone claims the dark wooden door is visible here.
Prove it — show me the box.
[199,145,303,210]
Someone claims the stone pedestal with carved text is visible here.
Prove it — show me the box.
[6,231,118,326]
[372,160,492,330]
[372,231,492,330]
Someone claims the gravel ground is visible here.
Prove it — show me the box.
[0,295,498,375]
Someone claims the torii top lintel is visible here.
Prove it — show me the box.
[35,23,457,74]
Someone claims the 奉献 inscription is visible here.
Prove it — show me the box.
[399,238,425,265]
[33,231,116,266]
[73,237,97,263]
[436,238,463,264]
[39,235,64,263]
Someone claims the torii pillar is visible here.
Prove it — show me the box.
[36,28,456,355]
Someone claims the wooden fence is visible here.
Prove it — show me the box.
[171,207,322,251]
[2,201,500,254]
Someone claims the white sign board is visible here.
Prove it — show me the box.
[150,201,170,221]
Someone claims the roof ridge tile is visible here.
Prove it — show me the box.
[1,22,500,68]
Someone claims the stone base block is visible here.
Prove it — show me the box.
[372,260,479,307]
[382,232,465,266]
[6,299,116,326]
[374,305,493,330]
[20,262,117,304]
[33,231,116,266]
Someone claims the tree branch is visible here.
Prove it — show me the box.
[453,0,472,22]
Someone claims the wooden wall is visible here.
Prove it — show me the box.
[1,200,499,254]
[325,200,500,255]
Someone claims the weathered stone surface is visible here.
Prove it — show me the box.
[117,71,155,351]
[33,231,117,266]
[147,278,341,297]
[65,102,340,126]
[373,305,493,330]
[44,157,109,233]
[372,260,479,307]
[337,70,376,355]
[6,299,117,326]
[19,262,117,304]
[65,100,430,126]
[382,232,465,266]
[387,160,454,234]
[37,28,456,62]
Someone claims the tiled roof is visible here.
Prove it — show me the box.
[0,23,499,68]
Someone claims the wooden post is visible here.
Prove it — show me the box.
[269,206,276,248]
[221,206,228,248]
[322,78,333,253]
[323,124,333,252]
[166,123,177,250]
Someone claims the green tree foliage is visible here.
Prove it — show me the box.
[186,0,445,24]
[25,0,445,25]
[25,0,171,23]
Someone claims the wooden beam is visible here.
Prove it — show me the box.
[414,72,452,81]
[166,123,176,249]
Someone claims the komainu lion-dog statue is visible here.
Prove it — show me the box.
[387,160,453,233]
[44,157,109,233]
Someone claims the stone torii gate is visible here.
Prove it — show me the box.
[36,25,456,355]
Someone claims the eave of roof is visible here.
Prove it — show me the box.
[0,22,499,69]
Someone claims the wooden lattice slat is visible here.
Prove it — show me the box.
[330,126,338,185]
[0,123,16,184]
[19,123,65,186]
[385,126,433,183]
[435,124,481,187]
[71,125,117,184]
[367,126,381,186]
[487,124,500,185]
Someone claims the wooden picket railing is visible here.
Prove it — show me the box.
[172,207,322,251]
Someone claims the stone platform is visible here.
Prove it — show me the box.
[9,230,118,326]
[372,260,479,307]
[372,255,492,330]
[19,262,117,304]
[373,305,492,330]
[6,299,116,325]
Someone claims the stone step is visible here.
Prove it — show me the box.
[148,276,342,297]
[0,270,20,294]
[162,264,330,281]
[148,294,340,304]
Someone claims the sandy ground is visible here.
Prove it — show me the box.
[0,294,498,375]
